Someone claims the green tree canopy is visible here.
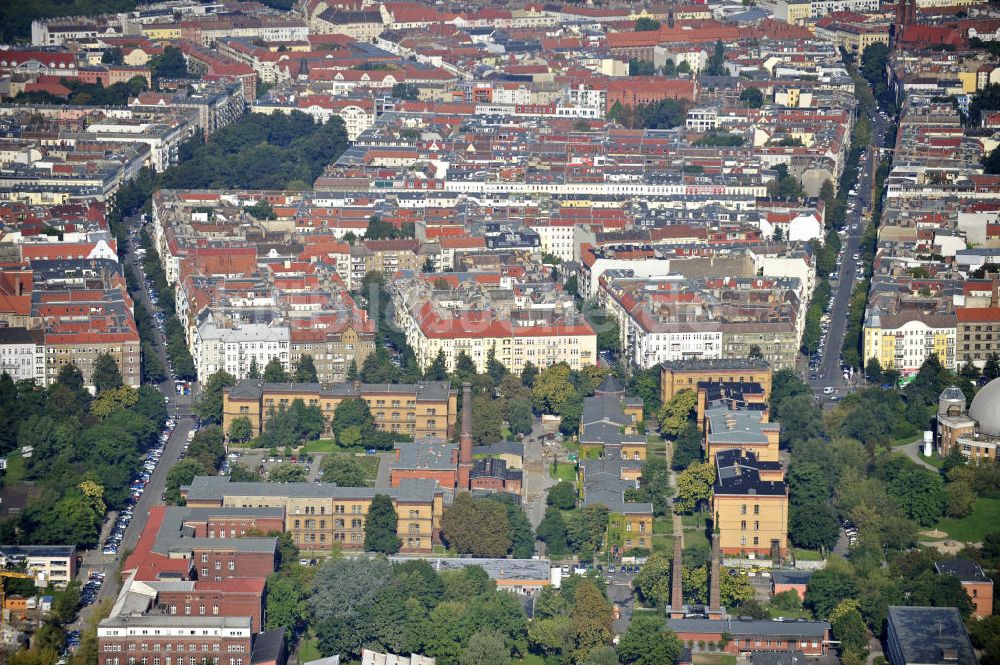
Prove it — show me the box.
[365,494,402,554]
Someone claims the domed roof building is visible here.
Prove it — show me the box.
[937,379,1000,461]
[969,379,1000,438]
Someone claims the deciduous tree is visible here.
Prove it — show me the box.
[674,462,715,514]
[92,353,123,393]
[194,370,236,424]
[441,493,512,557]
[365,494,402,554]
[263,358,290,383]
[617,614,682,665]
[658,389,696,435]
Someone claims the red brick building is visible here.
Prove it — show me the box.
[936,559,994,619]
[155,579,267,632]
[605,78,697,112]
[121,506,280,632]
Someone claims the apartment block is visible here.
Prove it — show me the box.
[0,327,45,383]
[390,272,596,375]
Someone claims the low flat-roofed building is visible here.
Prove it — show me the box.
[665,617,830,655]
[389,438,458,489]
[394,556,551,595]
[885,606,977,665]
[361,649,435,665]
[0,545,76,588]
[770,570,813,600]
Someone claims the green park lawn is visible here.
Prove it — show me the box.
[936,497,1000,543]
[793,548,823,561]
[768,605,812,620]
[355,455,380,482]
[515,655,546,665]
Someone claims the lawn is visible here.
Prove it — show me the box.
[768,605,812,620]
[793,548,823,562]
[652,517,675,553]
[356,455,380,483]
[550,460,577,483]
[4,455,26,484]
[297,638,321,664]
[693,655,736,665]
[681,512,708,530]
[299,440,341,453]
[936,497,1000,543]
[646,435,666,460]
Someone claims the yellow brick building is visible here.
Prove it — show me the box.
[703,405,781,464]
[711,450,788,559]
[183,476,445,553]
[660,358,772,406]
[223,380,457,440]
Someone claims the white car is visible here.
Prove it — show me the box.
[823,386,835,395]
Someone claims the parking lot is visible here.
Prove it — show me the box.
[223,449,319,482]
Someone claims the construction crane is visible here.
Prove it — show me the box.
[0,570,36,624]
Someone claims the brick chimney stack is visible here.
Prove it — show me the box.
[457,382,473,489]
[669,530,684,619]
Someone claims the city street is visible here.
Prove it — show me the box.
[807,111,893,403]
[522,421,558,534]
[70,214,198,629]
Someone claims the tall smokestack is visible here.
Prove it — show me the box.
[669,532,684,619]
[457,383,473,490]
[709,514,722,617]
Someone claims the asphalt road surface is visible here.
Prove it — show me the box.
[71,215,198,629]
[807,111,893,403]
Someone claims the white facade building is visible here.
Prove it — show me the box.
[194,315,290,380]
[0,328,46,384]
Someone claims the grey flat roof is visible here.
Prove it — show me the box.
[185,476,440,503]
[227,380,452,401]
[0,545,75,558]
[887,606,977,665]
[391,556,551,582]
[667,617,829,638]
[392,440,457,471]
[152,507,277,556]
[661,358,771,371]
[472,441,524,457]
[770,570,813,585]
[102,614,252,628]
